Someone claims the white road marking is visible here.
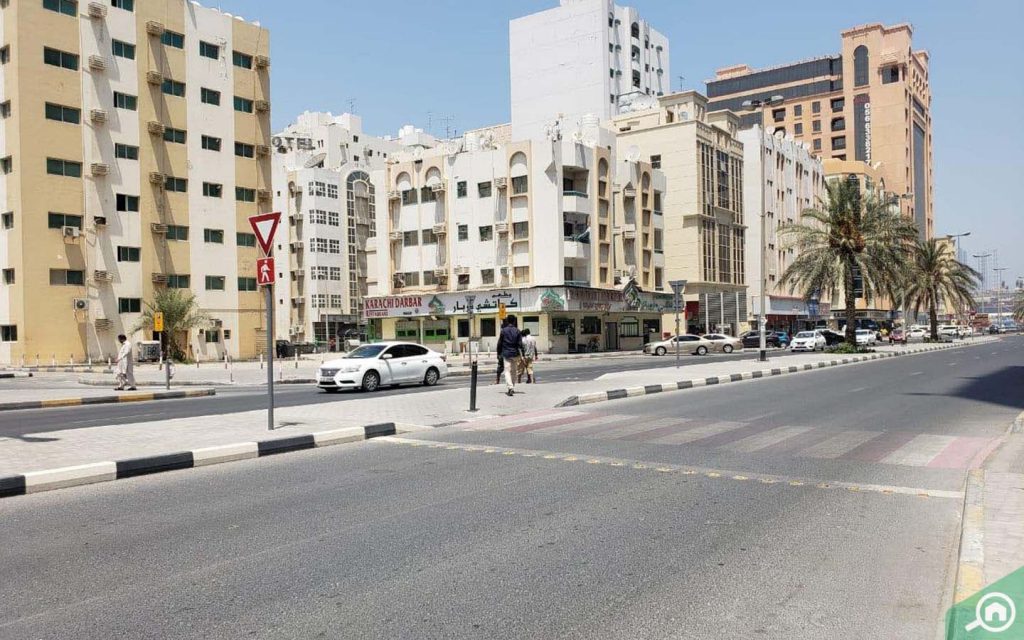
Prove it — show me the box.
[725,425,814,454]
[800,430,881,459]
[881,434,957,467]
[910,371,924,376]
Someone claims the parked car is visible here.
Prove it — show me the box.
[790,330,826,352]
[317,342,448,393]
[888,328,906,344]
[774,331,791,347]
[855,329,878,346]
[643,334,714,356]
[906,327,927,340]
[740,331,781,349]
[819,329,846,346]
[939,325,959,339]
[702,333,744,354]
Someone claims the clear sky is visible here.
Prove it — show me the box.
[214,0,1024,286]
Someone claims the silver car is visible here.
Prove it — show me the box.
[702,333,743,354]
[643,334,714,356]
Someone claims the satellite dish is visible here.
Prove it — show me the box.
[412,147,424,160]
[303,152,327,169]
[625,145,641,163]
[443,140,462,155]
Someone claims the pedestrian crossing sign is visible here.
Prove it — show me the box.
[153,312,164,333]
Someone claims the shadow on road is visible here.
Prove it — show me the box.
[906,365,1024,411]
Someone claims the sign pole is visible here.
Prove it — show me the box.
[266,283,274,431]
[248,211,282,433]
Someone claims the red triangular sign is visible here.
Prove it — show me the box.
[248,211,281,256]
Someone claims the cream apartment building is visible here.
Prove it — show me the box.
[0,0,271,363]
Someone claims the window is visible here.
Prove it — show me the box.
[1,212,12,229]
[43,47,78,70]
[50,269,84,286]
[235,187,255,202]
[481,269,494,285]
[794,123,803,135]
[457,273,470,288]
[47,212,82,229]
[198,135,221,152]
[812,120,821,133]
[199,41,219,59]
[205,276,225,291]
[233,96,253,113]
[402,230,419,246]
[0,46,8,65]
[813,138,822,151]
[161,30,184,49]
[420,186,437,203]
[0,101,10,118]
[479,225,493,241]
[118,298,142,314]
[0,156,10,174]
[421,228,438,245]
[166,225,189,241]
[112,39,135,60]
[0,269,11,285]
[237,232,256,248]
[191,90,218,112]
[44,0,78,16]
[161,79,186,97]
[831,97,845,112]
[812,101,821,114]
[234,142,255,158]
[456,181,467,198]
[831,136,847,151]
[111,0,133,10]
[831,117,846,132]
[232,50,253,69]
[116,193,139,212]
[794,104,803,117]
[401,188,417,205]
[203,228,224,244]
[117,246,140,262]
[202,182,223,198]
[422,271,437,287]
[457,224,468,241]
[651,154,661,169]
[167,274,190,288]
[164,176,187,192]
[44,102,80,124]
[203,329,221,343]
[882,66,900,84]
[511,175,528,194]
[513,266,530,284]
[46,158,81,178]
[478,181,492,198]
[238,277,258,292]
[772,108,785,122]
[1,325,17,342]
[853,45,869,88]
[513,221,529,239]
[113,92,137,111]
[163,126,186,144]
[114,143,139,160]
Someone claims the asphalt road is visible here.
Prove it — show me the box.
[0,347,806,436]
[1,337,1018,639]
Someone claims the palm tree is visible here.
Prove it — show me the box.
[903,239,980,341]
[779,177,918,346]
[131,289,211,361]
[1013,291,1024,326]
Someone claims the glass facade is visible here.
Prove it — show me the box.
[913,123,927,240]
[707,57,841,98]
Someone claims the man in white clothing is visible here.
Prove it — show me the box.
[114,334,136,391]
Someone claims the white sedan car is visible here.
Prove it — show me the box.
[317,342,448,392]
[855,329,878,346]
[790,330,826,352]
[906,328,927,341]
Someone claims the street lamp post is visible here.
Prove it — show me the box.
[465,294,478,412]
[669,280,687,368]
[994,268,1007,332]
[741,96,784,362]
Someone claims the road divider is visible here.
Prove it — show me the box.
[0,388,216,412]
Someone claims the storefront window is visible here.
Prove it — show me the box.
[620,317,640,337]
[522,315,541,336]
[552,318,574,335]
[480,318,497,336]
[423,319,449,341]
[581,316,601,335]
[395,320,418,339]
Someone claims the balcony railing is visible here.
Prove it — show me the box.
[563,190,589,198]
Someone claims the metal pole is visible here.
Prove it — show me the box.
[470,360,478,412]
[266,284,275,430]
[758,133,768,362]
[674,308,680,368]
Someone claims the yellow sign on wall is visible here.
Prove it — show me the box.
[498,302,507,320]
[153,312,164,333]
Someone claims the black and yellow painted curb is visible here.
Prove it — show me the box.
[0,388,215,412]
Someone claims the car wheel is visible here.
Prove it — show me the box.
[361,370,381,392]
[723,345,734,354]
[655,346,667,356]
[423,367,440,387]
[696,346,708,356]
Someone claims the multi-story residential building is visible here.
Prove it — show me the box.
[706,23,933,240]
[738,126,826,334]
[365,119,670,354]
[510,0,670,140]
[0,0,271,363]
[270,111,421,347]
[612,91,748,336]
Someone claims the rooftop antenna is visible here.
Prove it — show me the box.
[346,98,356,114]
[677,75,685,92]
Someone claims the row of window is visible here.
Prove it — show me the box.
[399,177,527,205]
[308,181,340,199]
[309,238,341,254]
[310,294,345,309]
[310,266,343,281]
[397,269,498,289]
[41,268,257,296]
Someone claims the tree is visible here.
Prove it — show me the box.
[1013,291,1024,326]
[779,178,918,345]
[902,239,980,341]
[131,289,211,361]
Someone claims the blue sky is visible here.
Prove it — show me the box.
[215,0,1024,286]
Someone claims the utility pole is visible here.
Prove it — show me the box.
[994,267,1007,332]
[669,280,687,368]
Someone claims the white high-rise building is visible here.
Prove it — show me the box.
[510,0,670,140]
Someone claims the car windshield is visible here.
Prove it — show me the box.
[344,345,387,359]
[856,330,871,335]
[795,332,815,339]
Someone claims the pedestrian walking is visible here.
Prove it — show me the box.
[495,318,508,384]
[114,334,136,391]
[518,328,538,384]
[497,316,524,396]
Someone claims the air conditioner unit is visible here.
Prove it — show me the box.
[433,268,447,277]
[388,230,402,241]
[392,275,406,288]
[90,162,109,177]
[499,265,510,275]
[211,318,223,328]
[62,226,81,239]
[623,186,637,198]
[289,212,303,222]
[88,55,106,71]
[454,266,470,275]
[290,241,304,249]
[387,190,401,200]
[291,268,304,277]
[255,144,270,157]
[494,177,508,189]
[495,222,509,234]
[145,20,166,36]
[147,120,166,135]
[255,55,271,68]
[151,273,168,284]
[288,183,303,194]
[150,222,168,234]
[431,183,446,193]
[431,223,446,235]
[622,227,637,240]
[290,297,304,305]
[288,325,300,335]
[93,215,107,227]
[146,70,164,85]
[149,171,165,185]
[90,108,107,124]
[94,318,112,330]
[255,100,270,113]
[93,270,111,282]
[257,189,271,201]
[87,1,107,18]
[73,298,89,311]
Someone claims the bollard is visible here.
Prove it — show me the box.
[260,352,264,370]
[52,354,56,367]
[224,353,229,370]
[19,355,24,368]
[70,355,74,367]
[229,357,234,383]
[469,360,478,412]
[294,351,298,369]
[107,356,111,369]
[36,354,40,367]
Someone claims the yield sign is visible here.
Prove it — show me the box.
[248,211,281,256]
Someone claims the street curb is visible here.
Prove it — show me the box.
[555,342,968,408]
[0,372,33,379]
[0,422,419,498]
[0,388,216,412]
[953,469,986,603]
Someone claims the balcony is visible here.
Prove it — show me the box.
[563,239,592,263]
[562,192,591,215]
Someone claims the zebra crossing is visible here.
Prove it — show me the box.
[461,409,998,470]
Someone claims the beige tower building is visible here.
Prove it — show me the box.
[0,0,271,363]
[706,23,933,240]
